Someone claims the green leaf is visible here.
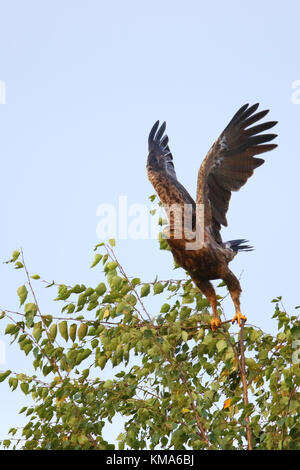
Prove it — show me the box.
[0,370,11,382]
[49,324,57,341]
[32,322,42,342]
[181,331,188,342]
[30,274,40,280]
[143,329,154,338]
[105,261,118,271]
[97,356,107,369]
[153,282,164,295]
[5,324,18,335]
[56,285,71,300]
[125,294,137,306]
[17,285,28,306]
[20,382,29,395]
[24,303,38,327]
[2,440,11,448]
[78,323,88,341]
[160,303,170,313]
[62,303,76,314]
[59,321,68,342]
[9,377,18,390]
[141,284,150,297]
[108,238,116,247]
[216,339,227,353]
[94,242,104,251]
[14,261,24,269]
[78,434,89,445]
[90,254,103,268]
[203,333,214,345]
[250,329,262,342]
[109,275,123,291]
[217,281,226,287]
[245,357,258,369]
[95,282,106,296]
[12,250,20,262]
[23,343,33,356]
[72,284,86,294]
[102,254,108,264]
[45,280,55,288]
[69,324,77,342]
[103,380,114,390]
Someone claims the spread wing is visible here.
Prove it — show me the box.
[147,121,196,208]
[196,103,278,243]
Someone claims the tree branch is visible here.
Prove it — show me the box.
[239,322,253,450]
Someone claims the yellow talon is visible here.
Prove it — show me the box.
[211,316,222,331]
[231,312,247,326]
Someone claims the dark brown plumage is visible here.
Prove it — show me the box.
[147,103,277,329]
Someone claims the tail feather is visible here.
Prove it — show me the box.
[224,238,253,252]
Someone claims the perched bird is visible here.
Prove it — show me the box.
[147,103,277,330]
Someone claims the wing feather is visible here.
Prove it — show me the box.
[196,103,278,243]
[147,121,196,209]
[148,121,178,181]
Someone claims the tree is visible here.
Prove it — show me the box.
[0,240,299,450]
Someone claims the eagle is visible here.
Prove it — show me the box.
[147,103,277,330]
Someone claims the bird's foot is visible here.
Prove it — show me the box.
[211,316,222,331]
[231,311,247,326]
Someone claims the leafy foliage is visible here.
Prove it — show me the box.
[0,246,299,450]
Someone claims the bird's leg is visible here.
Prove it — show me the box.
[222,270,247,326]
[192,278,221,331]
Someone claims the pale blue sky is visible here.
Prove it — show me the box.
[0,0,299,446]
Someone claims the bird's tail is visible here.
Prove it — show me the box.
[224,239,253,252]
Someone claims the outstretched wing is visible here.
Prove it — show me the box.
[196,103,278,243]
[147,121,196,208]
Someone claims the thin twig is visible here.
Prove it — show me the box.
[20,249,62,379]
[105,244,152,323]
[21,250,51,341]
[239,322,253,450]
[219,323,253,449]
[179,373,211,447]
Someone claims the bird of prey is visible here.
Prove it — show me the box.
[147,103,277,330]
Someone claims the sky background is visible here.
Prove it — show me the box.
[0,0,300,446]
